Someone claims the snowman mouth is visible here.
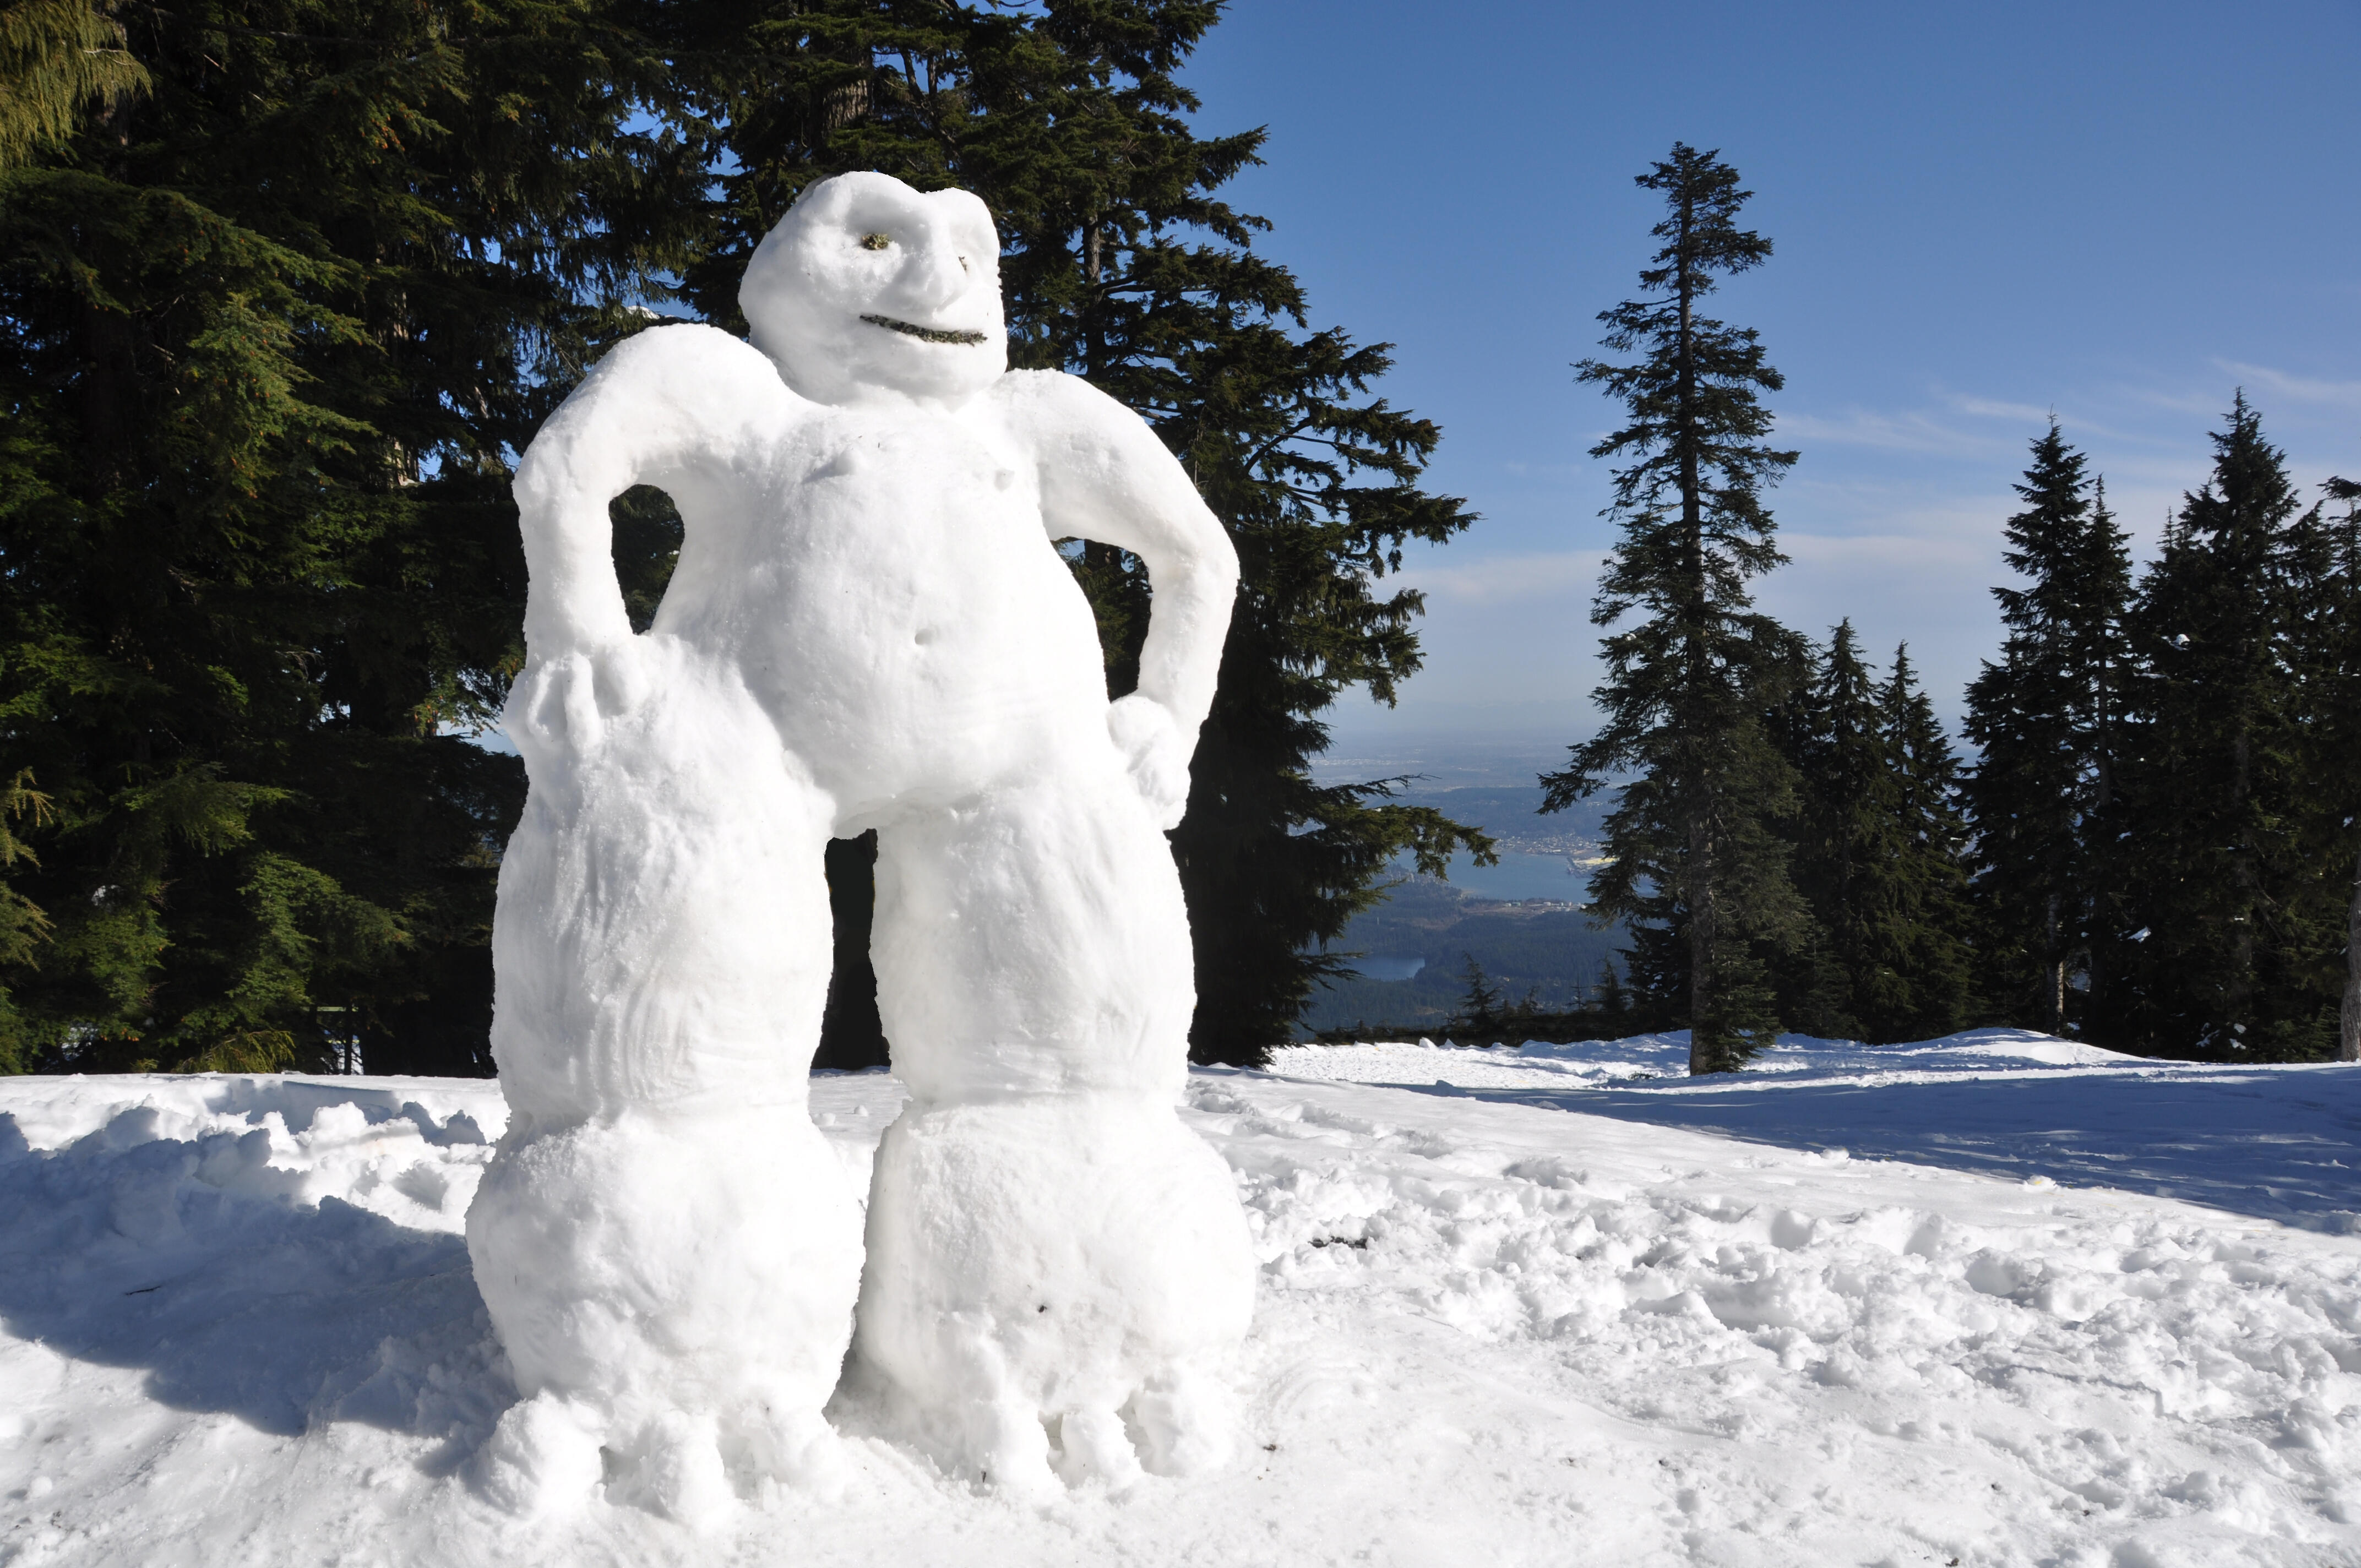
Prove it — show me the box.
[861,313,988,346]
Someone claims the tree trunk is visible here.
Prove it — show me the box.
[1687,805,1714,1075]
[1674,189,1715,1079]
[2044,890,2064,1035]
[2228,722,2255,1034]
[2087,707,2114,1037]
[2341,842,2361,1063]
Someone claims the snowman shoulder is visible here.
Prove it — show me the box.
[569,323,802,437]
[520,324,808,503]
[986,368,1166,468]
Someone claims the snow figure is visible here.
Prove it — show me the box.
[467,170,1253,1517]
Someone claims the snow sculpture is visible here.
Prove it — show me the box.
[467,170,1253,1518]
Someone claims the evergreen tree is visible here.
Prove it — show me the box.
[1865,644,1973,1039]
[2114,396,2320,1056]
[2273,474,2361,1063]
[662,0,1486,1064]
[1541,143,1806,1075]
[1787,628,1973,1042]
[1589,958,1633,1032]
[0,0,694,1071]
[2322,476,2361,1063]
[1959,424,2130,1037]
[1786,620,1886,1038]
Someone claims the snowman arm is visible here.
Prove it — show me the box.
[997,371,1240,739]
[513,323,804,659]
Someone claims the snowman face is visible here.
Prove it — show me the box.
[741,172,1008,409]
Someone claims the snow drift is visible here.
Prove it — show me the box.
[4,1037,2358,1565]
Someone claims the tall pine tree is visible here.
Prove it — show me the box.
[1787,628,1973,1042]
[1542,143,1807,1074]
[2320,476,2361,1063]
[1865,643,1974,1039]
[1786,620,1885,1039]
[2268,473,2361,1062]
[1960,424,2130,1038]
[2115,395,2321,1056]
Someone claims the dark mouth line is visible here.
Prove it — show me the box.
[860,313,987,346]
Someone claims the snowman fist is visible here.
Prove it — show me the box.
[1108,694,1193,830]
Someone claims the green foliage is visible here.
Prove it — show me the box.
[1856,644,1973,1039]
[0,0,695,1071]
[1959,424,2131,1036]
[2108,398,2342,1059]
[0,0,148,170]
[1447,951,1541,1041]
[1780,626,1974,1042]
[1542,143,1807,1074]
[2313,477,2361,1062]
[667,0,1486,1064]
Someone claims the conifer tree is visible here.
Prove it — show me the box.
[1867,644,1974,1039]
[2273,475,2361,1063]
[0,0,694,1071]
[2115,396,2318,1055]
[1787,628,1973,1042]
[1541,143,1806,1075]
[662,0,1486,1064]
[1960,424,2130,1037]
[2322,476,2361,1063]
[1787,620,1888,1039]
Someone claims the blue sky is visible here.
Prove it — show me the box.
[1176,0,2361,754]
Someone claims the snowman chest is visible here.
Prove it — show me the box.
[654,409,1107,753]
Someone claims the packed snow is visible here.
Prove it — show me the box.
[6,1033,2359,1565]
[1270,1029,2361,1233]
[486,167,1249,1516]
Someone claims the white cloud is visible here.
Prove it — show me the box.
[1771,407,2016,459]
[1949,395,2056,424]
[1780,530,1989,571]
[2215,361,2361,412]
[1396,549,1607,607]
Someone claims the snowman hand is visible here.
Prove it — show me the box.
[1107,694,1194,831]
[504,640,654,777]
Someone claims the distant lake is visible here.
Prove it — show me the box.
[1415,848,1590,904]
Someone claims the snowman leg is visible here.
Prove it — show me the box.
[866,760,1193,1106]
[855,763,1254,1485]
[470,650,862,1518]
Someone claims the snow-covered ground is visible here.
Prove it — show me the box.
[4,1033,2359,1565]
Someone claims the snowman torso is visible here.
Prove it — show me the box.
[653,396,1113,826]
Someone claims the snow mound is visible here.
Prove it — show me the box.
[6,1058,2360,1565]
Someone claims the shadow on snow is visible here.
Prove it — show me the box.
[1410,1066,2361,1232]
[0,1108,509,1452]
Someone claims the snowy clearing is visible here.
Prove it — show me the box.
[5,1033,2360,1566]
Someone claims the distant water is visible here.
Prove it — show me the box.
[1417,848,1588,904]
[1350,954,1428,981]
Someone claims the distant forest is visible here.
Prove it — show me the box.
[1358,145,2360,1072]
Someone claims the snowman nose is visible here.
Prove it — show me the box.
[901,238,972,314]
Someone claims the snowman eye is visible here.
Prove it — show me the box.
[859,232,892,252]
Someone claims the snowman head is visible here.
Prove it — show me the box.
[741,172,1008,409]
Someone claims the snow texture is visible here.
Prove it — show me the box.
[3,1041,2358,1565]
[476,170,1249,1517]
